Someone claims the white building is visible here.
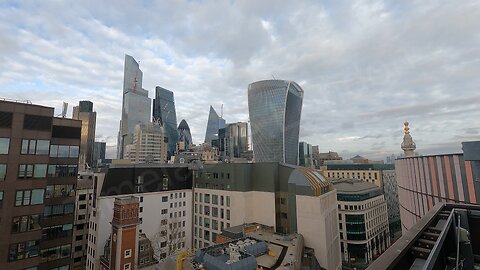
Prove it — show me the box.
[124,122,168,164]
[333,179,390,268]
[86,164,193,270]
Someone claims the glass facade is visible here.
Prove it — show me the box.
[204,106,225,145]
[177,119,193,151]
[117,54,152,159]
[153,86,178,157]
[248,80,303,164]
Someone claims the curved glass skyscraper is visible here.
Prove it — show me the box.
[248,80,304,165]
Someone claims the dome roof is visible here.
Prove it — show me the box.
[178,119,190,130]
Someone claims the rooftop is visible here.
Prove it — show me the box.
[331,178,381,194]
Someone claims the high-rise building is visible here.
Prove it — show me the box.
[396,140,480,232]
[153,86,178,157]
[193,162,341,269]
[248,80,304,165]
[124,122,168,164]
[73,100,97,169]
[332,179,390,268]
[117,54,152,159]
[220,122,248,160]
[0,99,81,270]
[93,141,106,168]
[177,119,192,152]
[299,141,314,168]
[204,105,225,146]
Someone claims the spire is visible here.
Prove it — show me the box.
[401,121,416,157]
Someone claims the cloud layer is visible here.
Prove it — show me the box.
[0,0,479,159]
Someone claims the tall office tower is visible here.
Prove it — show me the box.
[194,163,341,270]
[401,121,416,158]
[221,122,248,160]
[204,105,225,146]
[299,141,314,168]
[117,54,152,159]
[333,179,390,267]
[92,141,106,168]
[73,100,97,169]
[124,122,168,164]
[177,119,192,152]
[153,86,178,157]
[87,164,193,269]
[248,80,304,165]
[0,100,80,270]
[396,141,480,232]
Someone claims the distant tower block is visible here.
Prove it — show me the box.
[401,121,416,157]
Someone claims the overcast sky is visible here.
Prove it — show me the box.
[0,0,479,160]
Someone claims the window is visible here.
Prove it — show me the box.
[9,240,40,261]
[21,139,49,155]
[15,189,44,206]
[33,164,47,178]
[227,209,230,220]
[18,164,33,178]
[124,249,132,258]
[0,138,9,154]
[47,164,78,177]
[50,145,79,158]
[45,184,75,198]
[204,194,210,203]
[124,263,131,270]
[162,196,168,202]
[212,195,218,205]
[0,164,6,181]
[12,215,41,233]
[42,224,73,240]
[226,196,230,207]
[212,207,218,217]
[0,191,3,207]
[44,203,75,217]
[40,244,71,262]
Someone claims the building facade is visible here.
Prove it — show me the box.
[124,122,167,164]
[248,80,304,165]
[193,162,341,270]
[92,142,106,168]
[382,170,401,240]
[177,119,192,153]
[324,164,394,188]
[333,179,390,268]
[73,101,97,170]
[87,164,193,270]
[152,86,178,157]
[396,141,480,232]
[220,122,248,160]
[299,141,313,168]
[117,54,151,159]
[0,100,81,270]
[204,106,225,146]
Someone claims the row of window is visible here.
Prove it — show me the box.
[42,224,73,240]
[0,163,78,180]
[15,189,44,206]
[12,214,41,233]
[44,203,75,217]
[8,240,40,261]
[195,205,230,219]
[194,193,230,206]
[40,244,71,263]
[46,184,75,198]
[0,138,79,158]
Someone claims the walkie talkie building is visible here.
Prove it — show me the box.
[248,80,304,165]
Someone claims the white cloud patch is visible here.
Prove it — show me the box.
[0,0,479,159]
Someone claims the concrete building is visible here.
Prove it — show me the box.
[92,142,106,169]
[152,86,178,157]
[87,164,193,270]
[396,141,480,232]
[73,101,97,169]
[299,141,314,168]
[124,122,167,164]
[117,55,152,159]
[333,179,390,268]
[324,164,395,188]
[248,80,304,165]
[73,172,95,270]
[0,99,81,270]
[193,162,341,270]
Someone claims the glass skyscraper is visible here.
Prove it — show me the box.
[117,54,151,159]
[153,86,178,157]
[248,80,304,165]
[177,119,193,151]
[204,105,225,146]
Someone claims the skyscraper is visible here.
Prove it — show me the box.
[93,141,106,167]
[117,54,152,159]
[204,105,225,146]
[124,122,168,164]
[177,119,192,152]
[73,100,96,169]
[248,80,304,165]
[153,86,178,157]
[221,122,249,160]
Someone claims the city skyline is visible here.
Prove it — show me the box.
[0,1,479,159]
